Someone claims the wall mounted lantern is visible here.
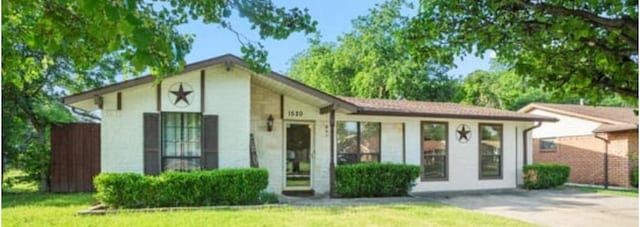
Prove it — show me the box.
[267,114,274,132]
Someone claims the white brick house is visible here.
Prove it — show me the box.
[64,54,556,196]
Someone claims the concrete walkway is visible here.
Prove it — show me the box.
[418,188,638,227]
[282,195,434,207]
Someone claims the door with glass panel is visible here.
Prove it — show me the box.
[285,122,313,189]
[162,113,202,171]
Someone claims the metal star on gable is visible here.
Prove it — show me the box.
[457,124,471,142]
[170,83,193,105]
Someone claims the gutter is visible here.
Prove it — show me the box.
[353,110,557,123]
[522,122,542,167]
[594,133,609,189]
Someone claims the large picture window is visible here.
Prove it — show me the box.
[421,122,448,181]
[336,121,381,165]
[479,123,502,179]
[162,112,202,171]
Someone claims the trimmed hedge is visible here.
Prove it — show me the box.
[336,163,420,197]
[94,168,268,208]
[523,163,570,189]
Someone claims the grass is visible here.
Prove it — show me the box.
[562,185,638,197]
[2,169,38,194]
[2,193,535,227]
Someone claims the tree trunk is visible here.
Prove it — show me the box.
[25,105,51,193]
[34,129,51,193]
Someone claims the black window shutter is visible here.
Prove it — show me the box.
[143,113,160,175]
[203,115,219,169]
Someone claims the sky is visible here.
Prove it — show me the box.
[176,0,492,78]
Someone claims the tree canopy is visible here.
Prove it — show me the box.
[403,0,638,104]
[289,0,459,101]
[457,66,633,110]
[3,0,317,88]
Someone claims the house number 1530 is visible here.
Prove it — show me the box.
[288,111,303,117]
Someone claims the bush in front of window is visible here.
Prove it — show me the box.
[335,163,420,197]
[94,168,269,208]
[523,163,570,189]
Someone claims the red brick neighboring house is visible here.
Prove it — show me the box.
[519,103,638,187]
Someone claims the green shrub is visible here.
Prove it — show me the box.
[336,163,420,198]
[523,163,570,189]
[257,191,279,204]
[632,168,638,188]
[94,168,268,208]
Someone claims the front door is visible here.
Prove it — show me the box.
[285,122,313,190]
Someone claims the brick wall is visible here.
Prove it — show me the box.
[626,131,639,185]
[606,132,633,187]
[533,131,637,187]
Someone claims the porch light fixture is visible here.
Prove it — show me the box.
[267,114,274,132]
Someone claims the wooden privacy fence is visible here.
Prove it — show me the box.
[50,123,100,192]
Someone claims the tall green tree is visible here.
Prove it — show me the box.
[403,0,638,104]
[2,0,317,191]
[289,0,459,101]
[458,68,633,110]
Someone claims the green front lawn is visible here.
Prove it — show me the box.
[562,185,638,197]
[2,170,38,194]
[2,193,534,227]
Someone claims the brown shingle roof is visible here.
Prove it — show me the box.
[340,97,557,122]
[520,103,638,125]
[593,124,637,133]
[519,103,638,133]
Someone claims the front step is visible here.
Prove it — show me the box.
[282,189,315,197]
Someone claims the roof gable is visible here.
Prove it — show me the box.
[62,54,357,112]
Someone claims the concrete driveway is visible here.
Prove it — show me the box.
[419,189,638,227]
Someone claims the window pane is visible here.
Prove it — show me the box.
[480,124,502,178]
[480,155,500,177]
[336,121,381,165]
[422,122,447,180]
[337,121,358,155]
[162,113,180,156]
[163,158,200,171]
[359,153,378,163]
[162,113,202,171]
[337,153,358,165]
[360,122,380,160]
[184,113,201,156]
[424,155,446,179]
[540,138,557,150]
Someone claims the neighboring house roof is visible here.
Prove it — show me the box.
[593,124,638,133]
[340,97,557,122]
[63,54,556,122]
[519,103,638,133]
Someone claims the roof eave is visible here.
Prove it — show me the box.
[593,125,639,133]
[353,110,558,122]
